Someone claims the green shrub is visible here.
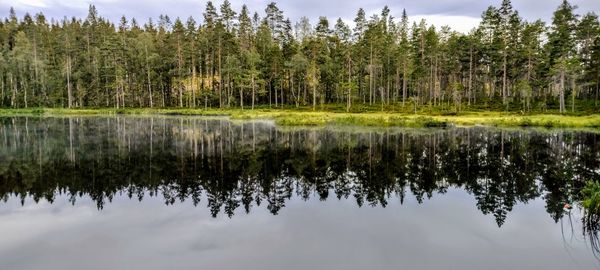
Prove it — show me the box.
[418,117,449,128]
[518,118,533,127]
[582,181,600,214]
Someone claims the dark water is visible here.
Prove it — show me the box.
[1,116,600,270]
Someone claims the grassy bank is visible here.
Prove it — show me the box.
[2,107,600,129]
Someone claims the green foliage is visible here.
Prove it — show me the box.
[4,107,600,129]
[0,1,599,113]
[582,181,600,214]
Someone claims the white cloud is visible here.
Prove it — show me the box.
[17,0,48,8]
[1,0,599,32]
[412,14,482,33]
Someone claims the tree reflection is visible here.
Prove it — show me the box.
[0,116,599,226]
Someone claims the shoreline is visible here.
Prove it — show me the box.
[1,108,600,129]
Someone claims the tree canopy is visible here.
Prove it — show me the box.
[1,1,599,112]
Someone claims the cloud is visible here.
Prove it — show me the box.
[15,0,48,8]
[411,14,482,33]
[1,0,599,31]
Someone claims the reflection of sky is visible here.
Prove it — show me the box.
[0,188,597,270]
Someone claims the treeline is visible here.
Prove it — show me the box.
[1,0,599,112]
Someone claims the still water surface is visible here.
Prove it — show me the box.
[1,116,599,269]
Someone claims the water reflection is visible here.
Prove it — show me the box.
[0,116,599,227]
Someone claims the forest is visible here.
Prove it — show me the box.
[0,0,599,113]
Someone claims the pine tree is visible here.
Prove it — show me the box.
[547,0,578,113]
[0,2,598,113]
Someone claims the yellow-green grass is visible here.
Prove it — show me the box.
[2,107,600,129]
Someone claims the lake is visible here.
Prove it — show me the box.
[1,116,599,270]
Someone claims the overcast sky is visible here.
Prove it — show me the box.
[2,0,600,33]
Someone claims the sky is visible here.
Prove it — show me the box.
[2,0,600,33]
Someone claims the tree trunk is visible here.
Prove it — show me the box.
[402,60,407,107]
[115,84,120,109]
[468,48,473,106]
[23,76,27,108]
[594,73,600,106]
[227,72,231,107]
[32,36,39,103]
[239,85,243,110]
[251,74,255,110]
[145,45,153,108]
[66,56,73,109]
[369,45,373,106]
[559,66,566,114]
[313,84,316,111]
[347,59,352,113]
[177,38,183,108]
[192,65,197,108]
[571,77,576,113]
[502,52,507,108]
[218,38,222,108]
[10,74,16,108]
[290,71,298,108]
[1,76,4,107]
